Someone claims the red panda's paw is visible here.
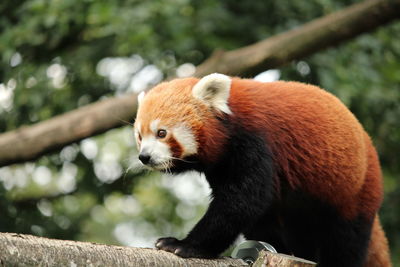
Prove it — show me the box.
[155,237,215,259]
[155,237,180,253]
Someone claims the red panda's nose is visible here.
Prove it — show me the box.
[139,153,151,164]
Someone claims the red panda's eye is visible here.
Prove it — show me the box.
[157,129,167,139]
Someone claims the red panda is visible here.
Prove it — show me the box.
[134,73,391,267]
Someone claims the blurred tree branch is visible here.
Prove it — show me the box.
[0,233,315,267]
[0,0,399,167]
[0,95,136,167]
[194,0,400,77]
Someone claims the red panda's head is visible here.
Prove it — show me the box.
[134,73,232,171]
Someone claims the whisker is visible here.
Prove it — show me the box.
[168,156,198,164]
[121,164,133,185]
[164,162,171,175]
[115,117,135,127]
[123,165,133,177]
[125,160,148,174]
[165,161,173,175]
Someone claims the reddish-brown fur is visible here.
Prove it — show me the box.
[229,80,369,219]
[137,77,390,265]
[168,137,184,158]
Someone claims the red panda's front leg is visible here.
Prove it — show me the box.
[156,181,273,258]
[155,193,249,258]
[156,130,275,258]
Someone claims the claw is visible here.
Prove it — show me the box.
[174,248,182,254]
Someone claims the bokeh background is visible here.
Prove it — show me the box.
[0,0,399,264]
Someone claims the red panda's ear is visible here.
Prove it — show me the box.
[192,73,232,114]
[137,91,145,106]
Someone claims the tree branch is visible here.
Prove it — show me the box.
[194,0,400,77]
[0,95,137,167]
[1,0,399,167]
[0,233,316,267]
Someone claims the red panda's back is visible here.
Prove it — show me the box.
[229,79,375,219]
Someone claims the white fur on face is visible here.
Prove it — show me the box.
[134,119,172,170]
[192,73,232,114]
[140,136,172,169]
[173,125,198,157]
[136,119,198,170]
[150,119,160,134]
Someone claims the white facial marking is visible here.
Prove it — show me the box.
[150,119,160,134]
[140,136,172,169]
[192,73,232,114]
[173,126,198,156]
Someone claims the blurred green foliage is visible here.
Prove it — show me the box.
[0,0,399,264]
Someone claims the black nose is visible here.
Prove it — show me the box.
[139,153,151,164]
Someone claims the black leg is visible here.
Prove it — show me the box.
[156,181,273,258]
[317,216,373,267]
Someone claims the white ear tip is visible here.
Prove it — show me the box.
[206,73,230,80]
[195,73,231,89]
[137,91,145,105]
[201,73,231,87]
